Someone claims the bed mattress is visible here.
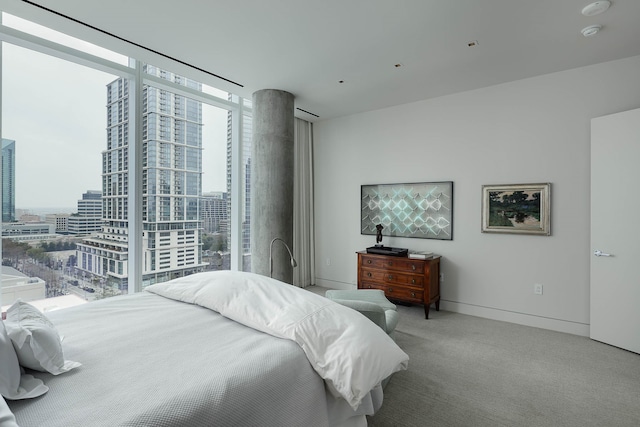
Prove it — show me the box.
[7,291,372,426]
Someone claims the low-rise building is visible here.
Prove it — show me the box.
[1,266,46,306]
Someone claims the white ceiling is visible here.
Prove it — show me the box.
[15,0,640,121]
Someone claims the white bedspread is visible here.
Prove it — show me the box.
[8,289,375,426]
[145,271,409,409]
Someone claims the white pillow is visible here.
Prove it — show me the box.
[5,300,81,375]
[0,320,48,400]
[1,396,19,427]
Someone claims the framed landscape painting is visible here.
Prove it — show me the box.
[481,183,550,235]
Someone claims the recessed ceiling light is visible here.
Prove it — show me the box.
[581,24,602,37]
[581,1,611,16]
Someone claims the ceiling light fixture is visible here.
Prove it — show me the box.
[467,40,479,47]
[581,1,611,16]
[581,24,602,36]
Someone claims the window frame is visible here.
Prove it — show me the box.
[0,10,250,298]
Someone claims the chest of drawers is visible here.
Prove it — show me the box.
[357,251,441,319]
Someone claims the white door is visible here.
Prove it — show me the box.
[590,108,640,354]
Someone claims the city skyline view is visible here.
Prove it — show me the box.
[2,41,229,211]
[2,10,253,305]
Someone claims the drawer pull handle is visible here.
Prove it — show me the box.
[412,265,416,271]
[388,262,393,266]
[411,279,416,284]
[411,292,417,298]
[367,272,372,277]
[388,287,393,293]
[367,260,372,264]
[388,275,393,280]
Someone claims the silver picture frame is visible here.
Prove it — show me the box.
[481,183,551,235]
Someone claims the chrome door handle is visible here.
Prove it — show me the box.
[594,250,612,257]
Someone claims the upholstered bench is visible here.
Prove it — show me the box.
[325,289,399,339]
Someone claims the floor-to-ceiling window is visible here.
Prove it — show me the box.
[2,36,121,302]
[0,11,251,307]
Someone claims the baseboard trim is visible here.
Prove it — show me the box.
[440,300,590,337]
[314,278,356,290]
[313,280,590,336]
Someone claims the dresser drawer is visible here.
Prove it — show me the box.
[360,268,385,282]
[360,255,425,274]
[359,281,386,292]
[384,285,424,304]
[360,267,425,287]
[360,281,423,302]
[382,271,424,287]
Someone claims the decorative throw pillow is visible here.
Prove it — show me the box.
[5,300,81,375]
[0,320,48,400]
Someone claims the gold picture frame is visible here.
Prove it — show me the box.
[481,183,551,235]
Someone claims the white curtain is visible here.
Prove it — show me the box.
[293,118,315,287]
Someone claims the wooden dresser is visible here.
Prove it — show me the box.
[357,251,441,319]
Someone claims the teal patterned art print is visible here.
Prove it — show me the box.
[361,182,453,240]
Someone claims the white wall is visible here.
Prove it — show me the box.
[313,55,640,336]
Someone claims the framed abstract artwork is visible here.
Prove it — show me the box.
[481,183,551,235]
[361,181,453,240]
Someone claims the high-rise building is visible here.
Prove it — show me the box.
[201,192,227,233]
[1,138,16,223]
[68,190,103,234]
[225,101,252,259]
[76,66,206,290]
[243,157,251,253]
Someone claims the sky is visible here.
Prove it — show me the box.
[1,17,229,212]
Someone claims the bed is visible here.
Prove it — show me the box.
[3,271,408,426]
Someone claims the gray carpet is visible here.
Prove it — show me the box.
[306,286,640,427]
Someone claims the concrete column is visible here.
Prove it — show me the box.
[251,89,295,283]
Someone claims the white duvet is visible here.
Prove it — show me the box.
[145,270,409,409]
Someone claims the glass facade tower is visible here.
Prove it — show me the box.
[225,100,252,270]
[76,66,206,290]
[1,138,16,223]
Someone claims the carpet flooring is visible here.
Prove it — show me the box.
[306,286,640,427]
